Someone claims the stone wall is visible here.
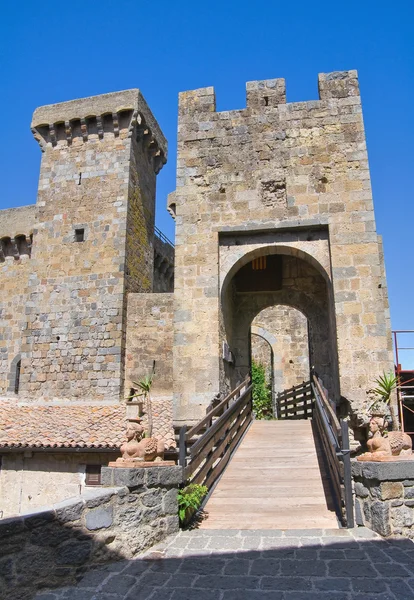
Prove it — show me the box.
[0,465,180,600]
[153,234,174,293]
[172,70,393,424]
[352,460,414,538]
[125,293,173,398]
[0,451,119,518]
[0,205,36,240]
[124,293,175,445]
[251,305,309,394]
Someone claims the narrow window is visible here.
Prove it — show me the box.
[75,228,85,242]
[14,360,21,394]
[85,465,101,486]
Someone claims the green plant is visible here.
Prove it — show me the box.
[251,360,273,419]
[372,371,398,402]
[128,367,155,436]
[369,371,399,431]
[178,484,208,524]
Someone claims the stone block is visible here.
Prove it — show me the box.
[380,481,404,500]
[392,505,414,528]
[163,488,178,514]
[354,499,364,526]
[354,482,369,498]
[54,499,84,523]
[0,516,25,538]
[145,465,183,487]
[85,506,113,530]
[370,501,391,537]
[352,461,414,482]
[111,468,145,489]
[23,509,56,530]
[55,540,92,565]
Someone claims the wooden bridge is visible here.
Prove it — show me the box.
[179,374,354,529]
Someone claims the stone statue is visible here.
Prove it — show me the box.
[358,416,412,460]
[118,418,165,463]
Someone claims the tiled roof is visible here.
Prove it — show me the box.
[0,402,127,449]
[0,399,176,451]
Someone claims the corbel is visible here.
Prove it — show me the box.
[112,112,119,137]
[80,118,88,142]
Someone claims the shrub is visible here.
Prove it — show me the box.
[178,484,208,525]
[252,360,273,419]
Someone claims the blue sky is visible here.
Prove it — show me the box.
[1,0,413,352]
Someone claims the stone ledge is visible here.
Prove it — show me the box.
[102,465,182,488]
[352,459,414,481]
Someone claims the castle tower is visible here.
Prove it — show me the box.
[17,89,166,402]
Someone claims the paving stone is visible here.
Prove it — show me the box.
[136,572,172,588]
[352,595,395,600]
[148,559,182,574]
[261,576,311,590]
[206,537,245,550]
[284,594,349,600]
[178,558,225,574]
[222,592,283,600]
[99,574,136,595]
[125,586,172,600]
[196,575,260,589]
[319,549,345,560]
[280,559,326,576]
[250,558,280,576]
[352,578,388,592]
[328,559,378,577]
[170,591,221,600]
[60,590,96,600]
[372,562,412,577]
[241,537,262,549]
[223,559,251,575]
[123,560,153,576]
[313,577,351,591]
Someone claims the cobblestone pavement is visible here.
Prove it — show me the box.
[34,528,414,600]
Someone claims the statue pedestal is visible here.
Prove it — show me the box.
[357,454,414,462]
[108,460,176,468]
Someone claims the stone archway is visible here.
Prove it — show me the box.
[220,242,339,403]
[251,306,310,397]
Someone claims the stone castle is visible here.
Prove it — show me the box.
[0,70,393,517]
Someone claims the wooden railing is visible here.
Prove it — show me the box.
[275,380,314,419]
[311,373,354,528]
[179,377,253,490]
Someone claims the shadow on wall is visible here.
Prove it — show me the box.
[0,466,181,600]
[29,530,414,600]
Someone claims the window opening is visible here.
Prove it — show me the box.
[85,465,101,486]
[14,360,21,394]
[75,228,85,242]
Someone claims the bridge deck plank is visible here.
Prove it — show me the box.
[199,420,339,530]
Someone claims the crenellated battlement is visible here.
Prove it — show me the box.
[178,70,360,117]
[32,89,167,174]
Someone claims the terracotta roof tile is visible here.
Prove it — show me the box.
[0,399,176,450]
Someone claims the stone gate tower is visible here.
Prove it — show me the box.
[171,70,393,425]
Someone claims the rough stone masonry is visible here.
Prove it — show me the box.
[171,70,393,426]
